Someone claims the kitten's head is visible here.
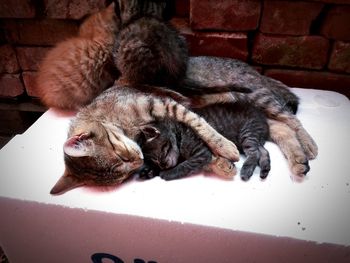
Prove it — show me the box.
[50,121,144,195]
[79,2,121,42]
[116,0,169,24]
[138,121,179,170]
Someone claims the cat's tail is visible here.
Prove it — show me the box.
[178,78,253,96]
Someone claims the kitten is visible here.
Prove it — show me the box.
[185,56,317,176]
[112,0,316,176]
[113,0,188,87]
[35,3,120,110]
[137,101,270,181]
[50,84,239,195]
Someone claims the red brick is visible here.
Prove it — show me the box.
[0,74,24,97]
[0,0,35,18]
[0,44,20,73]
[328,41,350,74]
[172,18,248,61]
[260,1,324,35]
[43,0,105,19]
[3,19,79,45]
[22,71,38,97]
[0,27,5,44]
[190,0,261,31]
[264,69,350,98]
[307,0,350,4]
[176,0,190,17]
[252,34,329,69]
[16,47,51,71]
[321,6,350,41]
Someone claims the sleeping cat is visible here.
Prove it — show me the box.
[185,56,317,176]
[112,0,317,175]
[35,3,120,110]
[50,84,239,195]
[137,101,270,181]
[113,0,188,87]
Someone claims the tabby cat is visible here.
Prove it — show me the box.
[137,102,270,181]
[36,3,120,110]
[112,0,317,176]
[50,84,239,195]
[185,56,317,176]
[113,0,188,87]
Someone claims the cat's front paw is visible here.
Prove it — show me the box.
[139,165,159,179]
[215,139,240,162]
[209,156,236,178]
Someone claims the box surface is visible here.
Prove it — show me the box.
[1,88,350,262]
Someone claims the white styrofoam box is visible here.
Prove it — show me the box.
[0,88,350,263]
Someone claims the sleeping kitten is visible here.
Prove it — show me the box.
[50,84,239,195]
[114,0,188,87]
[185,56,317,176]
[113,0,316,176]
[137,101,270,181]
[35,3,120,110]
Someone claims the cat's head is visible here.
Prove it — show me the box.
[137,121,179,170]
[50,121,144,195]
[79,2,121,42]
[115,0,169,24]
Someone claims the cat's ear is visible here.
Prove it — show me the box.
[63,133,94,157]
[140,126,160,142]
[50,170,85,195]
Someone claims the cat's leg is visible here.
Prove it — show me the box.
[150,97,240,161]
[258,146,271,179]
[268,119,310,176]
[159,146,213,180]
[268,112,318,160]
[240,138,261,181]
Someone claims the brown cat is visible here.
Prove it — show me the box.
[50,84,239,195]
[35,3,120,110]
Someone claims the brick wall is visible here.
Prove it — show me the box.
[0,0,350,100]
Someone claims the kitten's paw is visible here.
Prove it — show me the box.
[139,165,159,179]
[259,163,271,179]
[240,165,255,181]
[215,139,240,162]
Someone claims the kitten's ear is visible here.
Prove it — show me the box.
[63,133,94,157]
[141,126,160,142]
[50,170,85,195]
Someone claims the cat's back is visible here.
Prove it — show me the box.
[36,37,113,110]
[194,102,269,141]
[115,17,188,86]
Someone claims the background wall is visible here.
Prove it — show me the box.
[0,0,349,147]
[0,0,350,101]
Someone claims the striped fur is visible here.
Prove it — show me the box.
[36,3,120,110]
[114,0,188,87]
[50,84,239,195]
[138,102,270,181]
[186,56,317,176]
